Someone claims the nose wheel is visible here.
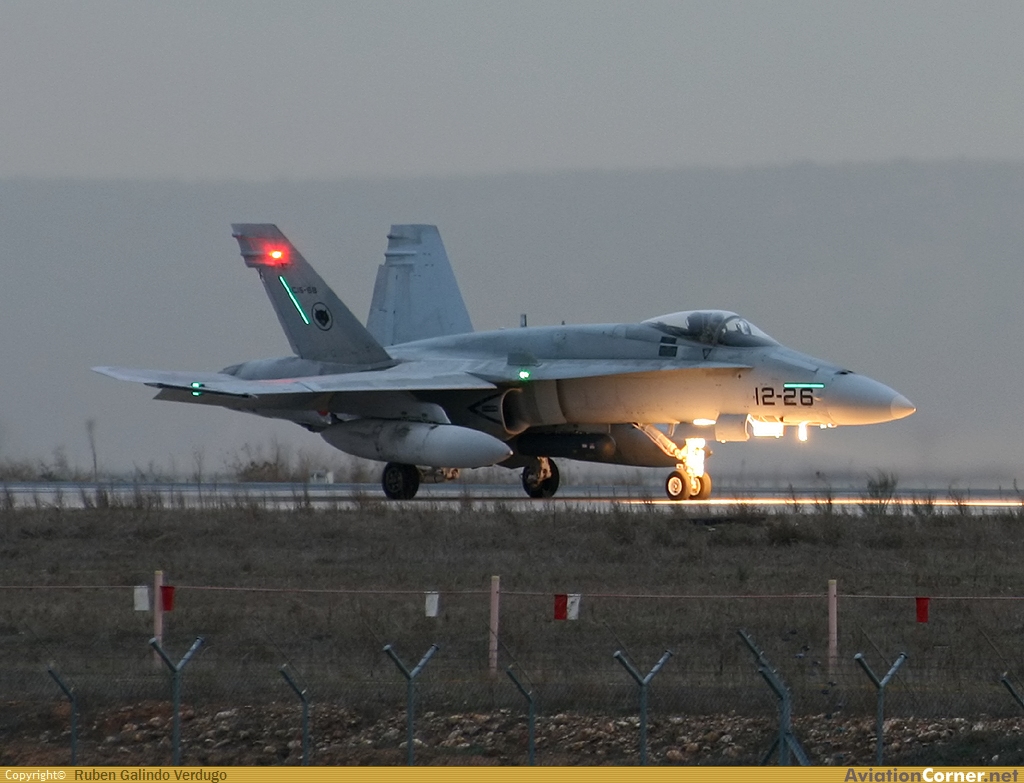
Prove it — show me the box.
[665,470,712,501]
[522,457,560,498]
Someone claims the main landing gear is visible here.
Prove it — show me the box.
[381,463,461,500]
[382,462,420,500]
[522,456,560,499]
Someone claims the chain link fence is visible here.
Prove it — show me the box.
[4,582,1024,720]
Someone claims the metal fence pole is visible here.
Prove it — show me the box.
[505,666,536,765]
[1001,673,1024,711]
[279,665,310,765]
[828,579,838,677]
[150,636,204,766]
[383,643,438,766]
[738,630,809,766]
[613,650,672,765]
[854,652,907,765]
[152,570,164,668]
[46,667,77,765]
[489,575,500,674]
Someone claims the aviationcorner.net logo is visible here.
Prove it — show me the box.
[845,769,1020,782]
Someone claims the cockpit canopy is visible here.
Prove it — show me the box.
[644,310,778,347]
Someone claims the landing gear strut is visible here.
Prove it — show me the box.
[631,424,714,501]
[382,462,420,500]
[522,457,560,499]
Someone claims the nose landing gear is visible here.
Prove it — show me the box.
[632,424,713,501]
[665,469,712,501]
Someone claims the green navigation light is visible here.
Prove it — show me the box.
[279,276,310,325]
[783,383,825,389]
[518,369,532,381]
[191,382,204,397]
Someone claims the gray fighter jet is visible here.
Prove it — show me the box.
[95,224,915,500]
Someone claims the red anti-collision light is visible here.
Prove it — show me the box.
[258,246,290,266]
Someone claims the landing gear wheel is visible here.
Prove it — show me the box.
[382,462,420,500]
[522,459,560,499]
[665,470,713,501]
[694,472,712,501]
[665,470,689,501]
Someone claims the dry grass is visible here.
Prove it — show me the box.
[1,501,1024,721]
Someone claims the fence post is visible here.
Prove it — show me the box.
[384,643,439,766]
[828,579,838,677]
[613,650,672,765]
[279,665,310,765]
[506,666,536,765]
[150,636,204,766]
[489,575,500,674]
[47,667,77,765]
[738,630,809,766]
[855,652,907,765]
[153,570,164,668]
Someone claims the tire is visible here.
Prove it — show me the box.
[694,472,712,501]
[665,470,689,501]
[382,462,420,500]
[522,459,560,499]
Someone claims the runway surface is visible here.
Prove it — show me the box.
[2,480,1020,513]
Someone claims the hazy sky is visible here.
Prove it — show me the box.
[1,3,1022,488]
[3,2,1024,180]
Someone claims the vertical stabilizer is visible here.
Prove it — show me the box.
[232,224,392,366]
[366,225,474,346]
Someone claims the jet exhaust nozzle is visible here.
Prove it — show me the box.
[321,419,512,468]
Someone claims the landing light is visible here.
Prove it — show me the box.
[797,422,809,442]
[749,419,784,438]
[693,418,716,427]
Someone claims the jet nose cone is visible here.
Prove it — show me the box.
[890,394,916,421]
[825,374,916,425]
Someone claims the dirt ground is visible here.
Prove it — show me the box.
[5,700,1024,767]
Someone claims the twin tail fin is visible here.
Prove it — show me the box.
[232,224,392,367]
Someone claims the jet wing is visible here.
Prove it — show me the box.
[92,365,497,398]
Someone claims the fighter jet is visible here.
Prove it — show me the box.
[95,224,915,500]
